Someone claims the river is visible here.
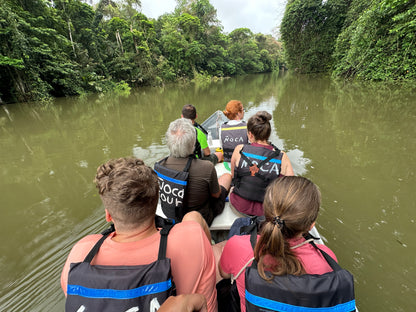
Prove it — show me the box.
[0,72,415,311]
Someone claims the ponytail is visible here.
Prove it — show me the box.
[254,219,305,280]
[254,176,321,279]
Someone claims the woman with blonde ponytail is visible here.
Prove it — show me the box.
[219,176,338,312]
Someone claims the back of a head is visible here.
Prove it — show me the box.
[223,100,243,120]
[94,158,159,230]
[182,104,197,120]
[166,118,196,158]
[255,176,321,277]
[263,176,320,237]
[247,111,272,141]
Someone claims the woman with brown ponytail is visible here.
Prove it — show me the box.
[219,176,338,312]
[230,111,294,216]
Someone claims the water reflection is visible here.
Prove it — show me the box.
[275,74,416,311]
[0,72,415,311]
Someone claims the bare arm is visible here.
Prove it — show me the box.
[203,147,211,156]
[230,144,243,177]
[281,152,294,176]
[158,294,207,312]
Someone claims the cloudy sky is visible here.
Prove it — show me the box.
[140,0,287,36]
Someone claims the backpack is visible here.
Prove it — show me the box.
[154,157,193,221]
[244,225,357,312]
[217,216,265,312]
[65,216,176,312]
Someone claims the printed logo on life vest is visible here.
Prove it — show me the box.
[75,297,161,312]
[241,159,280,175]
[158,177,185,207]
[223,135,245,143]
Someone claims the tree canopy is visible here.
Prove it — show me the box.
[0,0,284,103]
[280,0,415,81]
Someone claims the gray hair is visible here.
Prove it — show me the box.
[166,118,196,157]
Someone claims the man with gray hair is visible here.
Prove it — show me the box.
[166,118,196,158]
[157,118,231,226]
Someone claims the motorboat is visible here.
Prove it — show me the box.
[156,110,324,244]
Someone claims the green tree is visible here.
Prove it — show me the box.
[0,0,82,102]
[255,34,284,71]
[0,0,286,103]
[280,0,350,73]
[332,0,416,80]
[228,28,263,74]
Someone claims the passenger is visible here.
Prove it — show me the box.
[220,100,249,162]
[182,104,224,164]
[219,176,338,312]
[159,118,232,226]
[61,157,218,312]
[230,111,294,216]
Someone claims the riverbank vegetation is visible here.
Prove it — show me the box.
[0,0,283,104]
[280,0,415,81]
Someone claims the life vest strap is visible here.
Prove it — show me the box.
[83,216,175,263]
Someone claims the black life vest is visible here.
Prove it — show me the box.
[195,121,208,135]
[220,121,249,162]
[154,157,193,221]
[193,122,208,159]
[233,144,282,202]
[65,216,176,312]
[194,128,203,159]
[243,224,356,312]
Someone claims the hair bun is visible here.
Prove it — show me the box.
[256,111,272,123]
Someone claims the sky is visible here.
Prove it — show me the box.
[140,0,287,36]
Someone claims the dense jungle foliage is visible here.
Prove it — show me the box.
[280,0,416,81]
[0,0,284,103]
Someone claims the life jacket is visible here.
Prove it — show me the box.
[243,221,357,312]
[233,144,282,202]
[154,157,193,221]
[194,128,203,159]
[65,216,176,312]
[193,122,208,159]
[220,121,249,162]
[195,121,208,135]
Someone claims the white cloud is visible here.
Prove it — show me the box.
[212,0,283,34]
[140,0,176,19]
[140,0,287,35]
